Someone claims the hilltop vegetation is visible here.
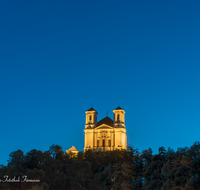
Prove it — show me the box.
[1,142,200,190]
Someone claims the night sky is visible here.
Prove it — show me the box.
[1,0,200,165]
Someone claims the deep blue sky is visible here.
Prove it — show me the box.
[1,0,200,165]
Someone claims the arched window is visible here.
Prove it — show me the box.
[89,115,92,121]
[117,114,120,120]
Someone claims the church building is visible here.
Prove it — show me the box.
[84,106,127,151]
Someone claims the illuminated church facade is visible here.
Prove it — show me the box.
[84,106,127,151]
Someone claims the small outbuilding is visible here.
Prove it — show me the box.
[66,146,79,155]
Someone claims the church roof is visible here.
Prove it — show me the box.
[113,106,124,110]
[67,146,78,152]
[96,116,113,127]
[86,107,97,112]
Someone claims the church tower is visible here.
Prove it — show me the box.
[113,106,125,128]
[85,107,98,129]
[84,106,127,152]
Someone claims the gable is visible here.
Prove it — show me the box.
[95,124,113,129]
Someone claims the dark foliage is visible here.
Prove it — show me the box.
[1,142,200,190]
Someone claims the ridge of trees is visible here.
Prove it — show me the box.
[0,142,200,190]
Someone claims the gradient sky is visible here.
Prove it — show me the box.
[1,0,200,165]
